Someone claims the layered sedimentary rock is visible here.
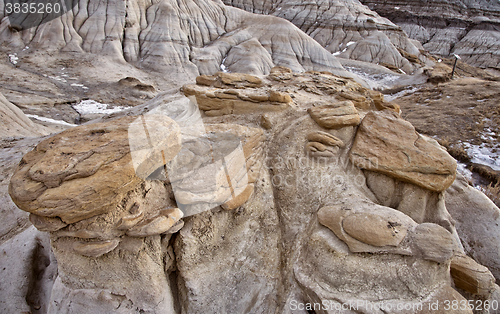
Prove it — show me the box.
[0,93,50,138]
[223,0,428,73]
[350,110,457,192]
[361,0,500,70]
[8,68,499,313]
[0,0,360,81]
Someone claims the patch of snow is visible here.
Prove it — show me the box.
[466,142,500,171]
[73,100,129,115]
[438,59,442,62]
[26,114,77,127]
[332,51,341,56]
[8,53,18,65]
[48,76,67,83]
[346,41,356,47]
[385,86,421,101]
[477,99,488,102]
[220,56,229,73]
[457,162,474,181]
[344,66,403,90]
[395,6,400,9]
[71,83,89,89]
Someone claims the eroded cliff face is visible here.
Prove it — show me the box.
[223,0,428,74]
[361,0,500,71]
[7,68,499,313]
[0,0,358,79]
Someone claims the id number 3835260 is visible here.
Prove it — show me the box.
[4,2,61,14]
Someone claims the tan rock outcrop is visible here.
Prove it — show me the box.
[183,73,293,116]
[6,70,490,313]
[342,212,408,247]
[350,110,457,192]
[306,131,344,148]
[307,100,361,129]
[451,253,496,297]
[317,201,459,263]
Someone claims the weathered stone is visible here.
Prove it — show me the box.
[29,214,67,232]
[9,116,143,224]
[308,101,361,129]
[183,80,290,116]
[269,90,292,103]
[317,202,416,252]
[362,0,500,71]
[218,72,263,88]
[307,131,344,148]
[446,174,500,283]
[338,91,370,109]
[3,70,486,314]
[116,212,144,230]
[342,213,408,247]
[72,239,120,258]
[0,93,51,138]
[196,75,219,87]
[305,142,336,158]
[350,110,457,192]
[451,253,496,297]
[411,223,456,263]
[127,208,184,237]
[367,90,401,113]
[260,114,272,129]
[221,183,255,210]
[424,63,453,83]
[224,0,427,74]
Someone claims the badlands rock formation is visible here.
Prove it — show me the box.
[223,0,428,74]
[361,0,500,71]
[0,0,359,80]
[0,93,50,138]
[7,68,500,313]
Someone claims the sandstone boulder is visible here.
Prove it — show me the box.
[307,100,361,129]
[350,110,457,192]
[9,116,144,224]
[183,73,293,116]
[446,174,500,282]
[451,253,496,297]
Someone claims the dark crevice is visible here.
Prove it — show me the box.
[25,237,56,314]
[166,232,181,314]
